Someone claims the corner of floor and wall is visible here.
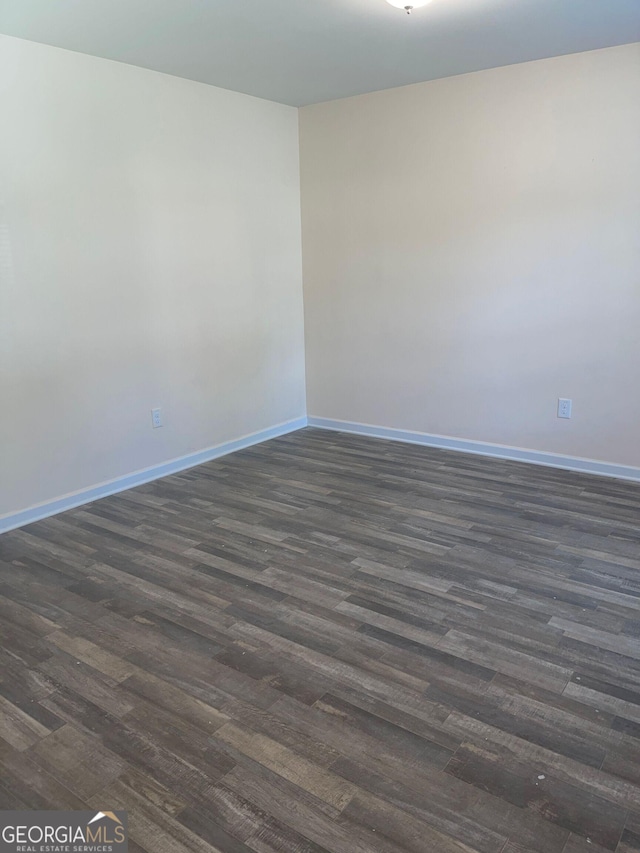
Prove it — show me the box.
[299,42,640,486]
[2,36,639,535]
[0,33,308,535]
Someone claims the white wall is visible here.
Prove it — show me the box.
[300,44,640,470]
[2,38,639,527]
[0,35,306,521]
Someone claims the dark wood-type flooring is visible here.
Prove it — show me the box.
[1,428,640,853]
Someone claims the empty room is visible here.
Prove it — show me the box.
[1,1,639,851]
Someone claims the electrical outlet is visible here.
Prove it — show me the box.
[557,398,572,419]
[151,408,163,429]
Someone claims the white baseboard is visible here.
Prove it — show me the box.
[0,416,308,535]
[4,414,637,536]
[308,417,640,483]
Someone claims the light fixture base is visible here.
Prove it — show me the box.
[386,0,432,12]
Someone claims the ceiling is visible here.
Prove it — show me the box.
[1,0,638,106]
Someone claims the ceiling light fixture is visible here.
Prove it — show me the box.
[386,0,432,13]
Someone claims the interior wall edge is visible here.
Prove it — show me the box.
[0,416,308,535]
[307,416,640,483]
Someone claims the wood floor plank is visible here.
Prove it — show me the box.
[444,741,627,849]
